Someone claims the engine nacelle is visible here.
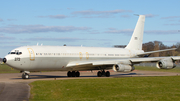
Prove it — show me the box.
[156,58,176,69]
[113,64,135,72]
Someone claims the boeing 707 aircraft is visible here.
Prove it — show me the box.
[2,15,180,79]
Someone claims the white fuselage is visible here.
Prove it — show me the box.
[5,46,144,71]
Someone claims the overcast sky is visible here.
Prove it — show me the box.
[0,0,180,57]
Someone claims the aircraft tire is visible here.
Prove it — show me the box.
[67,71,72,77]
[72,71,76,77]
[22,73,29,79]
[75,71,80,77]
[22,74,25,79]
[97,71,102,77]
[105,71,110,77]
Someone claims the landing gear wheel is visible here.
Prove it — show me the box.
[72,71,76,77]
[67,71,72,77]
[22,73,29,79]
[97,71,102,77]
[105,71,110,77]
[75,71,80,77]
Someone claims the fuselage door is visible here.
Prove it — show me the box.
[27,48,35,61]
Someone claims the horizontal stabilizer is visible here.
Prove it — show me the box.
[137,48,177,57]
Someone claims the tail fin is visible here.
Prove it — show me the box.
[125,15,145,50]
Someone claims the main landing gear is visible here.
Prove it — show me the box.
[67,71,80,77]
[67,70,110,77]
[97,70,110,77]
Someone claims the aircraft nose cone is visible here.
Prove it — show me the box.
[3,58,7,63]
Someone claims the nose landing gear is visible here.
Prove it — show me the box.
[22,71,30,79]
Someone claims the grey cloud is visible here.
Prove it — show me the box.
[105,29,133,35]
[0,25,91,34]
[121,15,131,18]
[0,35,15,40]
[0,41,30,44]
[108,28,117,30]
[27,37,110,42]
[28,37,85,42]
[145,14,158,18]
[0,45,21,49]
[38,14,68,19]
[105,28,179,35]
[67,8,74,10]
[161,16,180,19]
[82,15,115,18]
[0,19,3,22]
[144,30,179,34]
[7,19,17,21]
[0,41,19,44]
[87,30,101,34]
[72,9,133,15]
[164,23,180,26]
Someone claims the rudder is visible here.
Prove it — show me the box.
[125,15,145,50]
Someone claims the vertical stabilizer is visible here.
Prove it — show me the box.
[125,15,145,50]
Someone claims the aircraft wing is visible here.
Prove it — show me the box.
[66,56,180,69]
[137,48,177,57]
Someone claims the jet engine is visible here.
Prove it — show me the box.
[113,64,135,72]
[156,58,176,69]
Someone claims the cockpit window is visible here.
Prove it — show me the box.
[16,52,22,55]
[8,51,22,55]
[8,52,15,54]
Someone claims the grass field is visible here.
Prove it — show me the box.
[29,76,180,101]
[0,64,19,73]
[135,65,180,72]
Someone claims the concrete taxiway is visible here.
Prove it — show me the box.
[0,70,180,101]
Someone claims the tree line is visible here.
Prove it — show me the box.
[142,41,180,57]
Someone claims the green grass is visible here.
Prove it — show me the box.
[0,64,19,73]
[30,76,180,101]
[135,66,180,72]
